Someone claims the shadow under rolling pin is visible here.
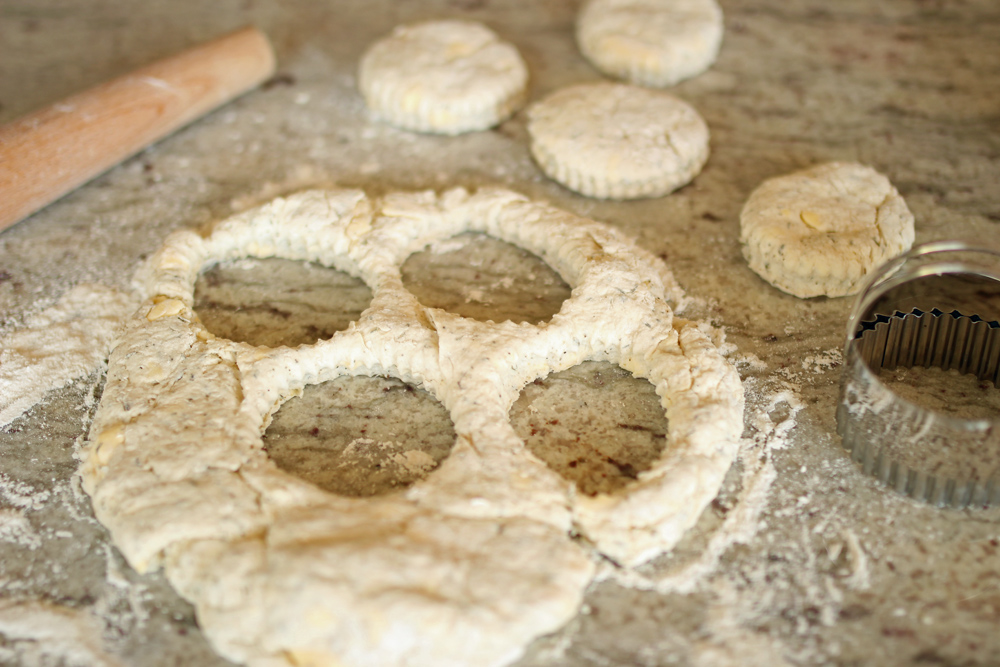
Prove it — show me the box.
[0,26,276,232]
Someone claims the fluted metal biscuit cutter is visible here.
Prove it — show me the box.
[836,241,1000,508]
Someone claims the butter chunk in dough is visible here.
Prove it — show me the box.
[577,0,724,87]
[527,82,710,199]
[358,20,528,135]
[739,162,915,298]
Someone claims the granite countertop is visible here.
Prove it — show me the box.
[1,0,999,665]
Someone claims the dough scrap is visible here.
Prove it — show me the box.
[576,0,724,87]
[527,81,710,199]
[82,187,743,667]
[358,20,528,135]
[739,162,915,298]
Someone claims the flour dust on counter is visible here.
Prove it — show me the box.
[0,283,137,429]
[0,599,124,667]
[5,0,999,665]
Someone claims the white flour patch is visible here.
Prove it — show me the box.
[92,544,154,641]
[598,441,776,595]
[733,351,767,372]
[464,287,488,303]
[749,380,805,451]
[391,449,438,475]
[839,529,871,591]
[690,581,794,667]
[0,599,124,667]
[801,348,842,374]
[426,235,474,255]
[0,509,41,550]
[0,283,137,429]
[0,473,51,512]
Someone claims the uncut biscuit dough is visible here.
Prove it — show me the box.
[739,161,915,298]
[81,187,743,667]
[358,20,528,135]
[527,81,710,199]
[577,0,724,87]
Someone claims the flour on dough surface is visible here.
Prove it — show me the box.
[0,283,136,429]
[576,0,724,87]
[739,161,915,299]
[527,82,710,199]
[82,187,743,667]
[358,20,528,135]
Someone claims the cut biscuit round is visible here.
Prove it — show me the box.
[739,162,915,299]
[358,20,529,135]
[576,0,724,88]
[527,81,710,199]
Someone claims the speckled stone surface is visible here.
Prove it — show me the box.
[1,0,999,665]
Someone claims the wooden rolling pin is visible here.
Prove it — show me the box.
[0,26,276,232]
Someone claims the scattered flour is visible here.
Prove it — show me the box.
[802,348,842,374]
[91,543,154,642]
[0,599,124,667]
[0,473,51,512]
[0,509,41,550]
[839,529,870,591]
[601,373,802,595]
[597,441,777,595]
[391,449,438,475]
[748,381,805,450]
[733,351,767,372]
[0,283,137,429]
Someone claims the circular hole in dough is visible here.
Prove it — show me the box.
[193,257,373,347]
[401,231,572,324]
[510,361,668,496]
[739,161,915,299]
[358,19,529,135]
[576,0,724,87]
[263,375,456,497]
[527,81,710,200]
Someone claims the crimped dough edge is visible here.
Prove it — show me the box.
[527,82,711,200]
[576,0,725,87]
[358,20,529,135]
[739,162,915,298]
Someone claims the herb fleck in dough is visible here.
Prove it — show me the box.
[576,0,725,87]
[82,187,743,667]
[527,82,710,199]
[358,20,528,135]
[739,161,915,298]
